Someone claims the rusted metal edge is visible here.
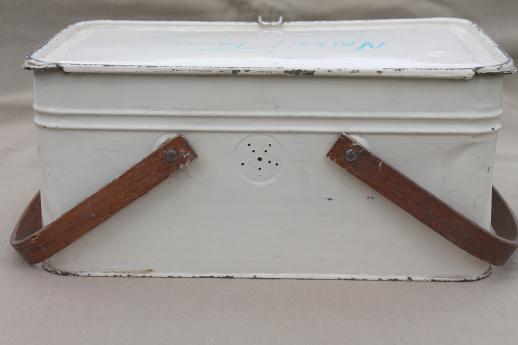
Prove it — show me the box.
[22,58,514,79]
[23,58,63,72]
[23,18,515,78]
[469,21,517,76]
[41,263,492,282]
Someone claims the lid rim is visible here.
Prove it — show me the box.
[24,18,515,79]
[24,58,515,79]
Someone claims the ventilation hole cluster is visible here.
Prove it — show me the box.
[240,142,281,173]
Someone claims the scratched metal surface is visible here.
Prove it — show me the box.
[1,1,518,344]
[24,18,513,78]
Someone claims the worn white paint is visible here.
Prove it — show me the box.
[25,18,514,79]
[28,19,514,280]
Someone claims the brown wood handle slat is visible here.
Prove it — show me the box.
[11,135,197,264]
[327,134,518,266]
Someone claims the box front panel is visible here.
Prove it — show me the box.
[38,129,492,280]
[34,73,502,280]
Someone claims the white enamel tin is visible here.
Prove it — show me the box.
[26,18,514,280]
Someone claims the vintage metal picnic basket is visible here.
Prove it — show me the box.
[12,18,518,281]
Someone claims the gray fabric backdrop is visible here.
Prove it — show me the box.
[1,1,517,344]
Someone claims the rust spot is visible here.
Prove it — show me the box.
[23,61,64,72]
[284,69,315,76]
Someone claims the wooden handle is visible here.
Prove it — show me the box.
[11,135,197,264]
[327,134,518,266]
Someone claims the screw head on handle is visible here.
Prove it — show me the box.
[164,149,179,163]
[344,149,358,163]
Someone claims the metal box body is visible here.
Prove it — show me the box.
[26,19,514,280]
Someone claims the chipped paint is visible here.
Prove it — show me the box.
[23,59,513,79]
[23,18,515,79]
[42,262,492,282]
[23,58,62,72]
[284,69,316,76]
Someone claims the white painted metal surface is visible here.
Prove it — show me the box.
[27,19,514,280]
[26,18,513,78]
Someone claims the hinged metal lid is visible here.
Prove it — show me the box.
[25,18,514,79]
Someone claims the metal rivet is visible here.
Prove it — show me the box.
[164,149,179,163]
[344,149,358,163]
